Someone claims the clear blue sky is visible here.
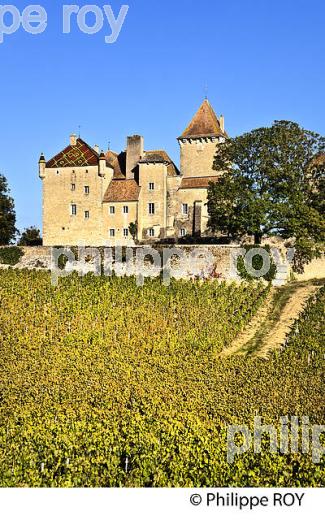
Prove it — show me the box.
[0,0,324,232]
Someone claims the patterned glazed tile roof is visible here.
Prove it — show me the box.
[179,99,226,139]
[179,176,220,189]
[103,179,140,202]
[46,138,100,168]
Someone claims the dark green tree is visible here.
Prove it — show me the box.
[207,121,325,270]
[18,226,42,246]
[128,221,138,242]
[0,174,17,245]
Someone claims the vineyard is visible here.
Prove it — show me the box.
[0,270,324,487]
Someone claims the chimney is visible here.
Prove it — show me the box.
[94,144,100,154]
[219,115,225,133]
[126,135,144,179]
[70,134,77,146]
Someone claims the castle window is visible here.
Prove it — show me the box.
[148,228,155,237]
[148,203,155,215]
[182,203,189,215]
[123,206,129,214]
[109,229,115,238]
[84,186,90,195]
[71,204,77,216]
[123,228,129,237]
[109,206,115,215]
[149,182,155,191]
[180,228,186,237]
[86,169,89,173]
[71,183,76,191]
[85,211,90,219]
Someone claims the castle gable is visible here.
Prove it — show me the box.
[141,151,180,177]
[46,138,100,168]
[105,149,180,180]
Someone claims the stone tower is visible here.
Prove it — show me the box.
[177,99,226,178]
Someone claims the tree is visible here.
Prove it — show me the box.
[207,121,325,269]
[18,226,42,246]
[0,174,17,245]
[128,222,138,242]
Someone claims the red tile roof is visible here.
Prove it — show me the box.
[103,179,140,202]
[179,176,220,189]
[105,150,126,179]
[179,100,226,139]
[46,138,100,168]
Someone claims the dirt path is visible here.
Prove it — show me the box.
[221,282,320,359]
[220,289,275,358]
[257,284,318,358]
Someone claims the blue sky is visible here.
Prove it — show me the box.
[0,0,325,232]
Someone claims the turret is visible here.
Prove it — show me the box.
[39,153,46,179]
[178,99,226,178]
[99,150,106,177]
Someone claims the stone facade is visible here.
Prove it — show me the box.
[39,99,226,246]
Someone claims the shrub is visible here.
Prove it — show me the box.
[0,246,24,266]
[237,245,277,282]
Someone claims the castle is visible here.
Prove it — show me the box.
[39,99,227,246]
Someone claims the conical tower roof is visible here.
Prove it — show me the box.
[179,99,225,139]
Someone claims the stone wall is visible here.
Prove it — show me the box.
[1,246,324,286]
